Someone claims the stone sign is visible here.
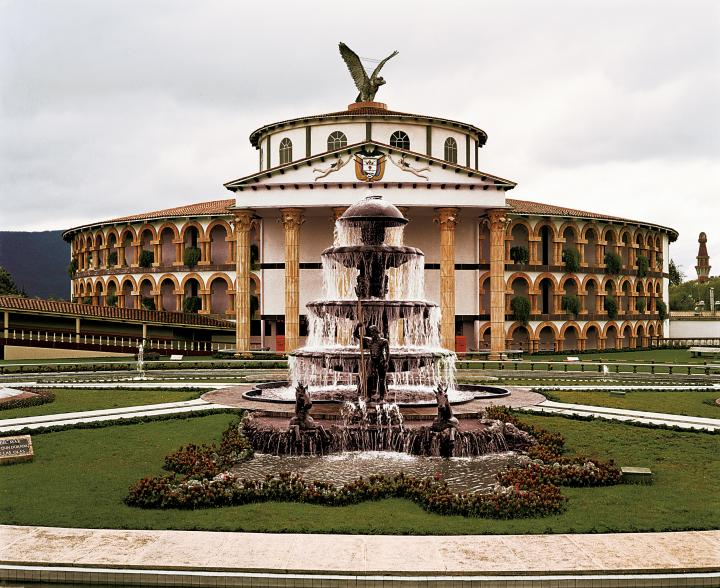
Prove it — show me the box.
[0,435,34,465]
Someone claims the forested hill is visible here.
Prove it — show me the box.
[0,231,70,299]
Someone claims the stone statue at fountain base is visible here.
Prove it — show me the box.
[431,384,459,457]
[289,382,326,443]
[355,324,390,403]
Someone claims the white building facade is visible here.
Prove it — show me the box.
[65,101,677,355]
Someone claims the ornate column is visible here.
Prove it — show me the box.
[435,208,459,350]
[151,240,161,267]
[233,210,255,352]
[487,209,508,359]
[173,238,184,267]
[198,238,211,267]
[281,208,304,352]
[528,236,541,265]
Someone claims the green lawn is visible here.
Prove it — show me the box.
[0,388,203,419]
[542,389,720,419]
[1,413,718,534]
[523,349,711,364]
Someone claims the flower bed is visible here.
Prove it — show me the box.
[125,411,623,518]
[0,388,55,412]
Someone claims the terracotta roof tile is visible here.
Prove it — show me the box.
[0,296,234,328]
[64,199,235,236]
[507,198,678,236]
[105,199,235,223]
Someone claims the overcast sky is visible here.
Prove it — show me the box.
[1,0,718,276]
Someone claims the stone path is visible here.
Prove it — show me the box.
[0,398,233,433]
[0,525,718,587]
[529,400,720,431]
[2,383,718,433]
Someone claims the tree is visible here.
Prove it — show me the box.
[669,259,684,287]
[0,266,25,296]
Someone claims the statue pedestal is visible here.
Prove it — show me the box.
[348,101,387,111]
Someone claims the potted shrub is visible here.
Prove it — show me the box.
[562,248,581,272]
[656,299,668,320]
[107,251,118,267]
[184,246,202,268]
[510,246,529,265]
[561,294,581,316]
[510,295,531,323]
[141,297,156,311]
[636,255,649,277]
[604,252,622,275]
[183,296,202,313]
[82,296,92,305]
[604,295,618,319]
[106,294,118,307]
[636,297,647,313]
[67,258,78,277]
[139,250,154,268]
[656,253,663,270]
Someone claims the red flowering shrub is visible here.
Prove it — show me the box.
[164,419,253,478]
[125,410,621,518]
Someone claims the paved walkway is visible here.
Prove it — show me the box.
[0,398,232,433]
[530,400,720,431]
[0,526,718,587]
[2,384,718,432]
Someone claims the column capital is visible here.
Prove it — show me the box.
[483,208,512,232]
[280,207,305,230]
[434,207,459,228]
[330,207,348,222]
[232,209,256,232]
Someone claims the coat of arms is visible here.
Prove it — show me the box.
[355,152,386,182]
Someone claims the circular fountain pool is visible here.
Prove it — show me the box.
[243,381,510,406]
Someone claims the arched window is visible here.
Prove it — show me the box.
[327,131,347,151]
[279,138,292,164]
[390,130,410,150]
[444,137,457,163]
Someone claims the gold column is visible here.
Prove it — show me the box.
[233,210,255,352]
[435,208,459,350]
[281,208,304,352]
[487,209,509,359]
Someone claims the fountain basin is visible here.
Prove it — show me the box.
[243,381,509,406]
[230,450,525,493]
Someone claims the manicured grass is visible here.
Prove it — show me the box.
[543,389,720,419]
[0,388,203,419]
[514,349,716,364]
[1,413,718,534]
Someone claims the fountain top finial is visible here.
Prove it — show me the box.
[339,195,408,228]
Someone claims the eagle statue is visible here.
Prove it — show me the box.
[339,42,399,103]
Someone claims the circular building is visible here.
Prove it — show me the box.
[63,101,677,355]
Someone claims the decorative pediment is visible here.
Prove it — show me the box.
[223,142,516,191]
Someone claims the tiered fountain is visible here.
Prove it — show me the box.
[243,196,533,457]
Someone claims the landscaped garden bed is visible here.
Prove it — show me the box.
[1,412,717,534]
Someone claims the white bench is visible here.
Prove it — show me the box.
[689,347,720,358]
[169,354,184,361]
